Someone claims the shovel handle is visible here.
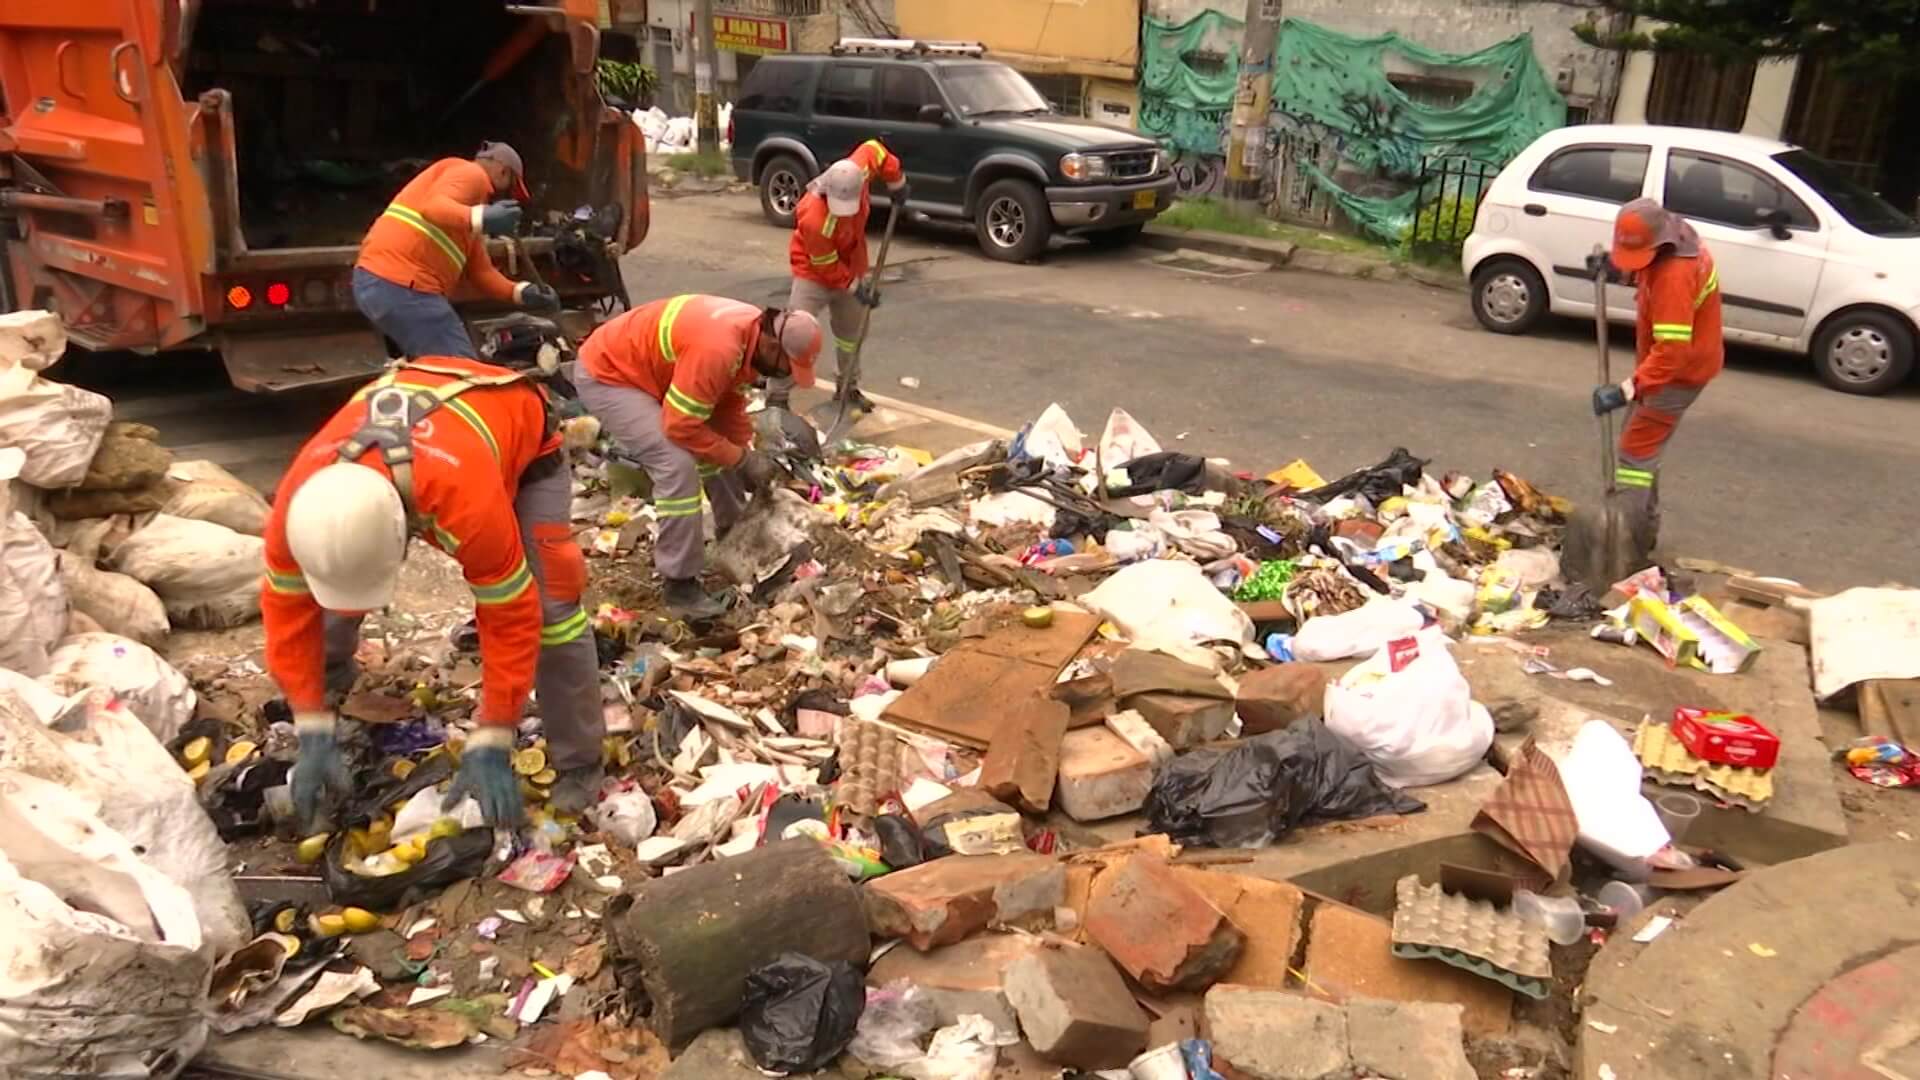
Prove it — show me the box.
[1593,257,1619,492]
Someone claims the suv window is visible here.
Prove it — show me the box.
[1529,146,1650,203]
[1666,150,1818,230]
[878,66,939,123]
[737,59,809,112]
[815,64,876,119]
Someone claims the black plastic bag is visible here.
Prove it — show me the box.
[1110,451,1209,496]
[874,814,924,870]
[343,752,454,829]
[1144,722,1425,848]
[1298,447,1430,506]
[739,953,865,1073]
[322,828,493,912]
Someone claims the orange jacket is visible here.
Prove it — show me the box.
[262,357,560,726]
[577,294,760,467]
[1632,246,1724,398]
[356,158,523,303]
[788,139,904,289]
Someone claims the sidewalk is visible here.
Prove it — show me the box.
[1138,222,1466,291]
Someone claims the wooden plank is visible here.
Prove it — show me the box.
[1859,679,1920,748]
[1724,575,1824,607]
[969,609,1101,668]
[882,651,1053,750]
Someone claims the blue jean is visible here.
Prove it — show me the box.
[352,267,477,359]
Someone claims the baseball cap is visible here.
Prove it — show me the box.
[775,309,821,388]
[1611,197,1672,272]
[812,159,866,216]
[476,141,531,202]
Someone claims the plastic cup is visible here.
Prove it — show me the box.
[1654,792,1702,843]
[263,783,295,825]
[1129,1042,1191,1080]
[1597,880,1653,919]
[1513,890,1586,946]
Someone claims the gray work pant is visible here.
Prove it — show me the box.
[769,276,867,399]
[323,452,605,771]
[570,367,747,581]
[1613,383,1705,557]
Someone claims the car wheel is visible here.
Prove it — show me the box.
[1813,310,1915,395]
[1086,224,1146,249]
[1470,258,1547,335]
[975,179,1050,262]
[758,154,807,228]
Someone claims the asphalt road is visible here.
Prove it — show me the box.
[629,189,1919,590]
[107,187,1916,591]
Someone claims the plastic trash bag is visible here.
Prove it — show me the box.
[61,557,170,645]
[740,952,866,1074]
[1324,630,1493,788]
[160,460,272,536]
[0,510,67,676]
[322,828,493,912]
[0,769,213,1078]
[590,783,657,846]
[1556,720,1670,876]
[1291,596,1425,662]
[1298,446,1429,506]
[1084,559,1256,657]
[849,981,941,1069]
[40,631,197,744]
[107,513,263,629]
[1144,721,1424,848]
[0,362,112,489]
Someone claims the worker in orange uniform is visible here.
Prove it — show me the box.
[264,355,602,831]
[354,142,561,360]
[769,138,906,411]
[1591,197,1724,554]
[572,295,823,619]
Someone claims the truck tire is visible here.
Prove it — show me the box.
[1813,309,1914,395]
[759,155,808,228]
[974,179,1050,263]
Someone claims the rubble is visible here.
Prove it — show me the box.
[1003,942,1148,1069]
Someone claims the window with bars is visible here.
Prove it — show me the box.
[1023,72,1085,117]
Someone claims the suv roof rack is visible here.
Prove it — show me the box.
[832,37,986,58]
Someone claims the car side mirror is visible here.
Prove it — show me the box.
[917,103,950,125]
[1758,207,1793,240]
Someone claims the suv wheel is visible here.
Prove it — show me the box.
[1814,310,1914,395]
[759,154,808,228]
[1469,258,1547,335]
[975,179,1049,262]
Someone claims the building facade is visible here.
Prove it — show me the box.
[612,0,898,115]
[895,0,1142,126]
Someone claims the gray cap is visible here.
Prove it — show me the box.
[476,141,530,199]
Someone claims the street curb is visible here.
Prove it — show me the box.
[1139,224,1296,266]
[1141,223,1466,292]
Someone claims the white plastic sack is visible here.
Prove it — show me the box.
[0,309,67,374]
[967,488,1056,529]
[0,510,68,676]
[62,558,170,645]
[1147,508,1235,560]
[0,362,113,489]
[0,685,248,958]
[108,513,263,629]
[160,460,271,536]
[1554,720,1670,877]
[591,785,658,847]
[1020,402,1082,470]
[1083,559,1256,656]
[0,770,212,1077]
[1324,629,1492,788]
[41,632,196,745]
[1292,597,1426,662]
[391,785,484,845]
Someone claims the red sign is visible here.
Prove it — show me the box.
[712,14,789,55]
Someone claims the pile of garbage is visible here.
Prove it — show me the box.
[632,105,733,156]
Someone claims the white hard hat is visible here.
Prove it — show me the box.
[810,159,866,216]
[286,462,408,612]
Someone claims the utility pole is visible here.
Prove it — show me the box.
[1224,0,1281,211]
[694,0,720,154]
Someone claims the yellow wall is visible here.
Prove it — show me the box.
[897,0,1139,77]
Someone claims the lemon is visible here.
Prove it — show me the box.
[295,833,330,864]
[1022,605,1055,629]
[180,736,211,767]
[309,913,347,938]
[224,740,258,765]
[531,768,557,786]
[429,818,463,840]
[390,758,416,780]
[186,760,211,784]
[340,907,381,933]
[513,748,547,776]
[272,907,299,933]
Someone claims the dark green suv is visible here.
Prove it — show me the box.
[729,40,1175,262]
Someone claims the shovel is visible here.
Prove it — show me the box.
[1563,250,1639,592]
[810,198,902,447]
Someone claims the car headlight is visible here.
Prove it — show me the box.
[1061,153,1109,182]
[1149,149,1165,176]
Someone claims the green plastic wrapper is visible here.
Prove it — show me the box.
[1234,559,1297,602]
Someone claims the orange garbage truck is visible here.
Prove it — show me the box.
[0,0,649,391]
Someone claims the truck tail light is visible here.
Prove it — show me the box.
[726,116,734,146]
[226,285,253,310]
[266,281,291,306]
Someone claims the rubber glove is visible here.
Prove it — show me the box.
[520,283,561,313]
[445,726,524,828]
[481,200,523,236]
[1584,249,1629,286]
[854,278,881,309]
[739,448,780,492]
[1592,378,1635,415]
[889,179,911,205]
[290,711,351,832]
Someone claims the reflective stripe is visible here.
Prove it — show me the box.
[1694,267,1719,308]
[664,384,714,420]
[821,214,837,237]
[540,608,590,646]
[809,251,839,265]
[697,462,722,477]
[471,559,533,605]
[656,294,694,363]
[353,378,502,461]
[422,514,461,554]
[834,334,860,350]
[1615,466,1655,488]
[655,493,704,518]
[264,568,309,595]
[1651,325,1693,342]
[863,140,887,166]
[382,204,467,272]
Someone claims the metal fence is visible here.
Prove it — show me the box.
[1407,156,1497,257]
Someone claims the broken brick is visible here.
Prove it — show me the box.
[1127,691,1235,749]
[1234,663,1330,735]
[1085,854,1244,993]
[977,693,1070,813]
[1054,726,1153,822]
[864,851,1061,951]
[1205,985,1350,1080]
[1004,943,1149,1070]
[1302,902,1512,1037]
[867,933,1041,1032]
[1172,868,1305,989]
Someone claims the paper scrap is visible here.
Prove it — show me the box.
[407,986,453,1006]
[1748,942,1777,958]
[515,973,576,1024]
[1586,1019,1619,1035]
[274,967,380,1027]
[1633,915,1674,943]
[405,917,437,938]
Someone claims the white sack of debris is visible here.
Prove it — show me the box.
[40,631,197,744]
[108,513,264,629]
[0,312,112,490]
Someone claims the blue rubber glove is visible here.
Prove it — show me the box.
[290,711,351,833]
[1592,378,1634,415]
[854,279,880,309]
[481,200,523,237]
[520,283,561,313]
[445,727,524,828]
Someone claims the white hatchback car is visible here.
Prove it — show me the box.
[1462,125,1920,395]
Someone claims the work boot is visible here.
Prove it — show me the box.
[548,764,606,815]
[663,578,730,621]
[848,389,875,413]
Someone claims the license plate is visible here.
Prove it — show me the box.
[1132,190,1157,210]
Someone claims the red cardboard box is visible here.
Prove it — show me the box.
[1672,707,1780,770]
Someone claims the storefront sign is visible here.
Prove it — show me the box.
[713,14,789,55]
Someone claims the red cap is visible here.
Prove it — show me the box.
[1611,198,1667,272]
[776,309,821,389]
[476,141,531,203]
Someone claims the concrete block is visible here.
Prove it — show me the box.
[1105,708,1173,766]
[1086,854,1244,993]
[866,933,1040,1032]
[1345,997,1475,1080]
[1204,986,1349,1080]
[1172,869,1305,989]
[864,850,1060,951]
[1303,903,1512,1037]
[1128,691,1235,748]
[1004,943,1148,1070]
[1235,663,1330,734]
[660,1028,762,1079]
[1054,726,1153,822]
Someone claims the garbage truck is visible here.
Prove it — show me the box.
[0,0,649,392]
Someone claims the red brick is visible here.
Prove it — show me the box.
[1128,691,1235,748]
[977,693,1070,813]
[1004,942,1149,1069]
[1234,663,1331,735]
[1172,869,1305,989]
[1085,854,1245,993]
[1302,903,1512,1037]
[864,851,1061,951]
